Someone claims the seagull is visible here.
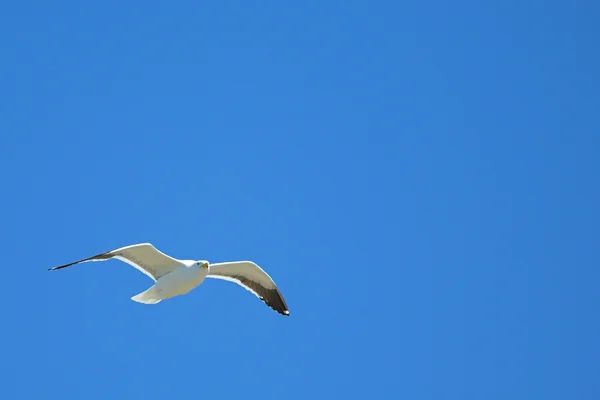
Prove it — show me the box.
[48,243,290,316]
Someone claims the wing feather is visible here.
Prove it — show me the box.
[48,243,183,281]
[207,261,290,316]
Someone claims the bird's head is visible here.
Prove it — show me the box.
[196,261,209,269]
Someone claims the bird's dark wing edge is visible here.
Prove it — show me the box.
[48,251,114,271]
[227,274,290,316]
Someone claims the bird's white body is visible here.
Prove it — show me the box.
[132,260,209,304]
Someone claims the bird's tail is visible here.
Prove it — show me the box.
[131,286,162,304]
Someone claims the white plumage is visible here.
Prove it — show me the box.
[49,243,290,316]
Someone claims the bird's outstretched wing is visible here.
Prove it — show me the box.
[207,261,290,316]
[48,243,184,281]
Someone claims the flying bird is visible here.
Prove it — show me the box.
[48,243,290,316]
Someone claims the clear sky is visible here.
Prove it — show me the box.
[1,1,598,399]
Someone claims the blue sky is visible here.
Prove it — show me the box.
[1,1,598,399]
